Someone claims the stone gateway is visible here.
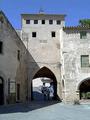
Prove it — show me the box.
[0,10,90,104]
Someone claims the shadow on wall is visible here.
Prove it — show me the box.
[15,49,40,103]
[9,40,61,102]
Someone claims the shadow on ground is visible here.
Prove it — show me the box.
[0,100,60,114]
[33,91,44,101]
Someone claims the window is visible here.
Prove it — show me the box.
[51,31,56,37]
[17,50,20,61]
[49,20,53,24]
[42,20,45,24]
[32,32,36,37]
[80,31,87,39]
[0,41,3,54]
[17,84,20,101]
[26,20,30,24]
[34,20,38,24]
[62,80,64,88]
[0,16,4,23]
[57,20,61,25]
[81,55,89,67]
[8,78,10,95]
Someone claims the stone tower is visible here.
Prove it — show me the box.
[21,13,66,100]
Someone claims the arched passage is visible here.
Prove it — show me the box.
[31,67,57,101]
[78,78,90,100]
[0,77,4,105]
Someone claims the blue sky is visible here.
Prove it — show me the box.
[0,0,90,29]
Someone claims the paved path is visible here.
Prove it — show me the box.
[0,101,90,120]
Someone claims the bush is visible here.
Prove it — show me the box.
[81,92,86,99]
[86,92,90,99]
[73,99,80,105]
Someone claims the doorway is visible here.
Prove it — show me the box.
[0,77,4,105]
[79,79,90,100]
[31,67,57,101]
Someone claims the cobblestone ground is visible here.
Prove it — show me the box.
[0,101,90,120]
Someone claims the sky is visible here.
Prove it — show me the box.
[0,0,90,29]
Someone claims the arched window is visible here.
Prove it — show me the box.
[62,80,64,88]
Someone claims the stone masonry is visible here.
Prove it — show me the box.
[1,11,90,104]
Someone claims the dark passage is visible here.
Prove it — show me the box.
[0,77,4,105]
[32,67,58,101]
[79,79,90,99]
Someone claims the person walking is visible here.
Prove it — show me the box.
[48,83,54,100]
[41,83,48,100]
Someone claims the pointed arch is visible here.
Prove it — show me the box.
[31,66,57,100]
[78,77,90,90]
[78,77,90,99]
[33,66,57,82]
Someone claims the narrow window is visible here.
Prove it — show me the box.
[26,20,30,24]
[57,20,61,25]
[81,55,89,67]
[0,41,3,54]
[8,78,10,95]
[42,20,45,24]
[34,20,38,24]
[51,31,56,37]
[62,80,64,88]
[32,32,36,37]
[17,84,20,101]
[49,20,53,24]
[0,16,4,23]
[17,50,20,61]
[80,31,87,39]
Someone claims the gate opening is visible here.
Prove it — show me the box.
[0,77,4,105]
[79,79,90,100]
[31,67,57,101]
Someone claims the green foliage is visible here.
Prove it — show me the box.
[81,92,90,99]
[81,92,86,99]
[86,92,90,99]
[79,19,90,26]
[73,99,80,105]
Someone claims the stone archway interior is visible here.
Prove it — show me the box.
[33,67,56,80]
[32,67,57,101]
[79,79,90,100]
[0,77,4,105]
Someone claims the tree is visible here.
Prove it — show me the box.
[79,19,90,27]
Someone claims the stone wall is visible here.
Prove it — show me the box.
[0,11,29,104]
[21,14,65,100]
[63,29,90,102]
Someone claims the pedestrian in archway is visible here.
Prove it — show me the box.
[48,83,54,100]
[41,83,48,100]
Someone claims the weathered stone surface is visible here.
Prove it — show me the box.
[1,11,90,104]
[63,30,90,102]
[21,14,65,100]
[0,11,29,104]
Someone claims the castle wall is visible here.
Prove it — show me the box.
[63,29,90,102]
[21,14,65,100]
[1,11,90,104]
[0,12,29,104]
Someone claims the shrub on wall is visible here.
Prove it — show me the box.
[81,92,86,99]
[86,92,90,99]
[73,99,80,105]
